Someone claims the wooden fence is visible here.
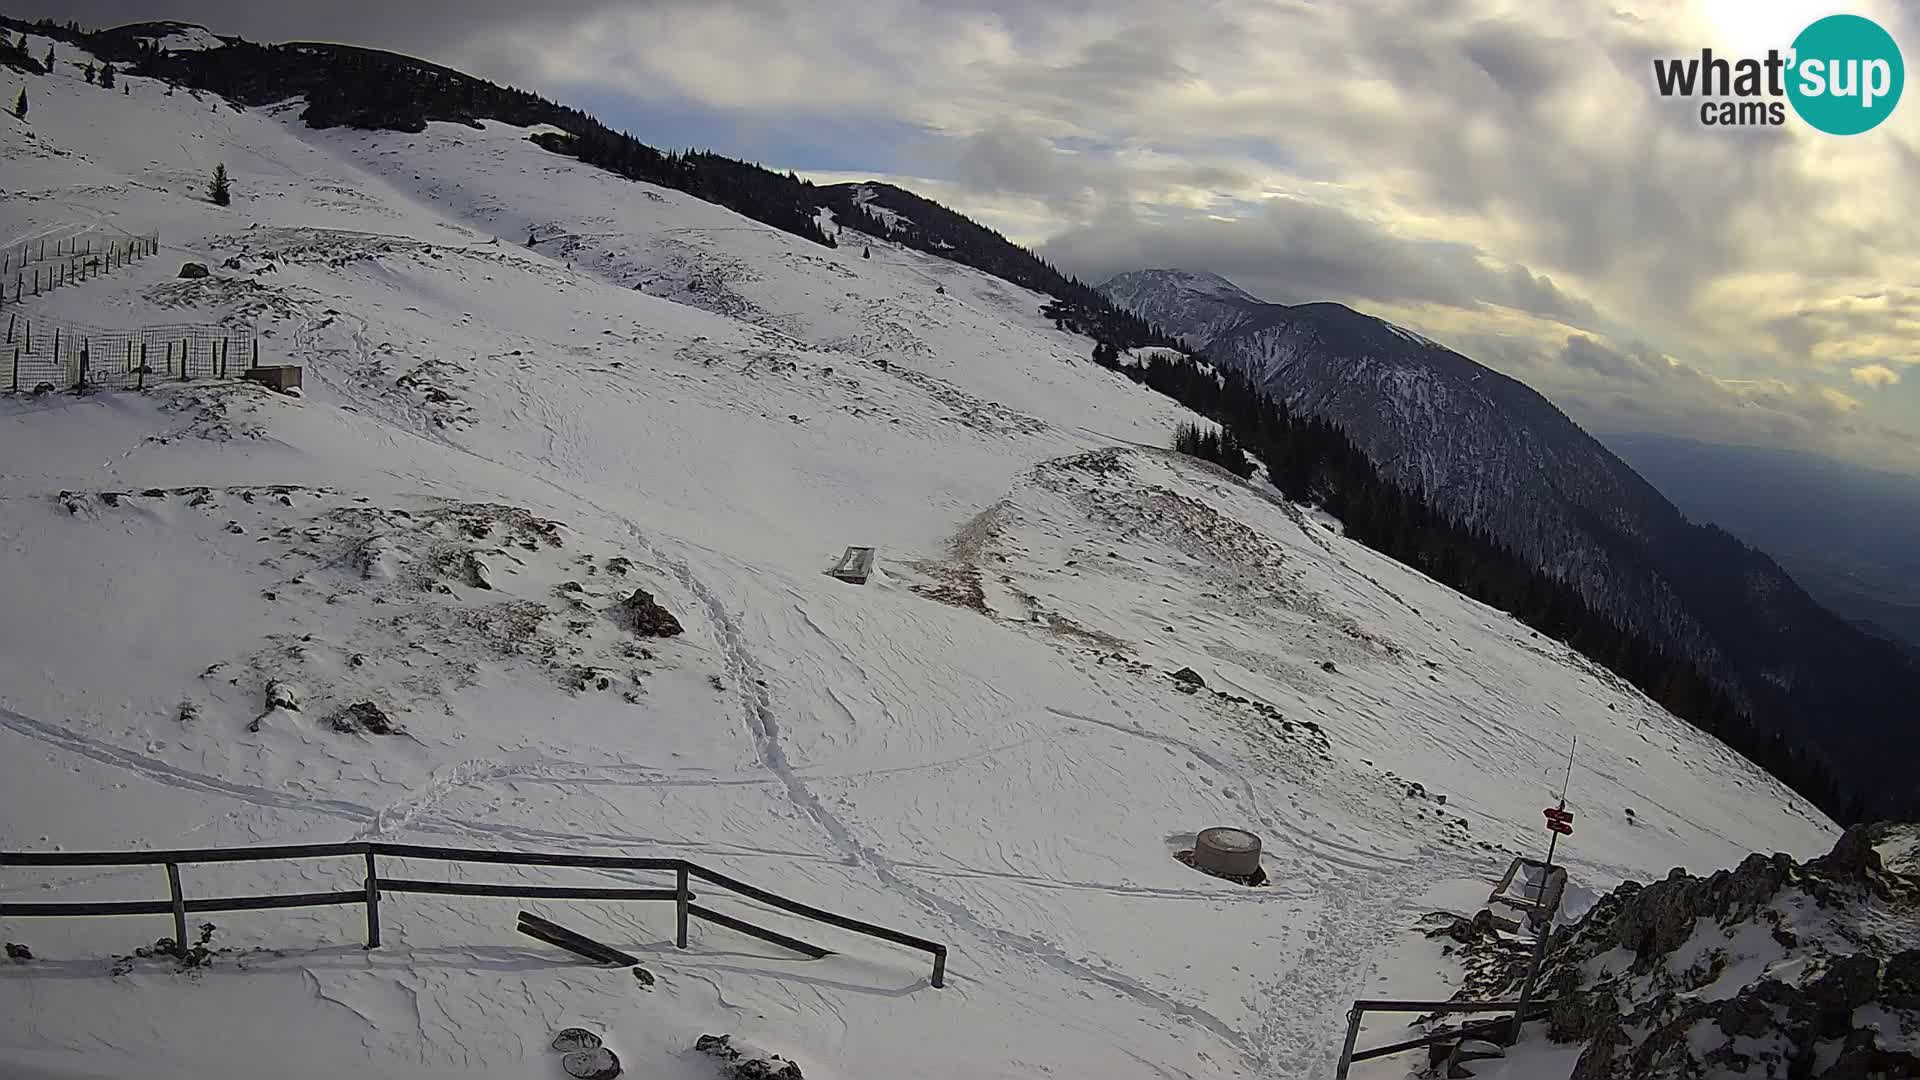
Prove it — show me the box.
[0,233,161,309]
[0,841,947,988]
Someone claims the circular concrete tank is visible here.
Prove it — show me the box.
[1193,827,1262,877]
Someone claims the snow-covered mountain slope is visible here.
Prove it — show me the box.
[1099,268,1265,349]
[0,32,1838,1080]
[1095,269,1920,816]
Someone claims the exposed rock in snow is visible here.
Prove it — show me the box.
[328,700,395,735]
[695,1034,804,1080]
[263,680,303,712]
[1518,824,1920,1079]
[609,587,683,637]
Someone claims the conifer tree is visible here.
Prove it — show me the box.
[83,61,95,84]
[99,63,115,90]
[12,86,26,119]
[44,44,53,70]
[208,163,231,205]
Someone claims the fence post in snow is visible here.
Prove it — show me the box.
[137,342,146,391]
[251,338,259,369]
[675,865,690,948]
[180,338,187,380]
[164,863,188,958]
[363,850,381,949]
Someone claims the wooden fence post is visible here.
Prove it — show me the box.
[675,865,689,948]
[137,342,146,391]
[251,338,259,369]
[11,347,18,393]
[363,849,381,948]
[180,338,187,380]
[165,862,188,958]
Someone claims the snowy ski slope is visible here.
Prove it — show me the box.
[0,33,1836,1080]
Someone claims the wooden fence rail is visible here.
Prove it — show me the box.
[0,841,948,988]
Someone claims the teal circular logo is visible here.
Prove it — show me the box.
[1788,14,1904,135]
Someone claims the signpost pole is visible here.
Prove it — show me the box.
[1510,736,1577,1046]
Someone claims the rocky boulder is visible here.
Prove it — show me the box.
[694,1035,803,1080]
[609,588,683,638]
[1531,824,1920,1080]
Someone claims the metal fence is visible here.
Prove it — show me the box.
[0,840,949,988]
[0,233,161,308]
[2,315,259,393]
[1333,998,1554,1077]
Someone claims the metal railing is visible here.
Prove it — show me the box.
[1332,998,1553,1078]
[0,841,947,988]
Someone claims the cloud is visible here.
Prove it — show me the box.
[1852,364,1903,389]
[1039,196,1601,327]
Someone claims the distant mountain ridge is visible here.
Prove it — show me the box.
[1098,268,1920,815]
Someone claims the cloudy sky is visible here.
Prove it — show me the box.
[29,0,1920,471]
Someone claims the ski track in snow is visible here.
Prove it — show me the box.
[638,534,1273,1066]
[0,703,381,827]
